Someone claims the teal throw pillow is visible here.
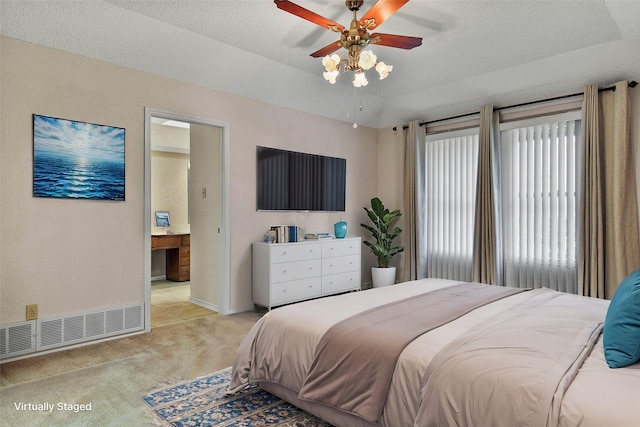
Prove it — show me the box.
[603,269,640,368]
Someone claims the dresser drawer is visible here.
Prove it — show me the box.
[322,254,359,276]
[270,259,321,283]
[271,277,322,305]
[322,239,360,258]
[322,271,361,295]
[270,242,321,263]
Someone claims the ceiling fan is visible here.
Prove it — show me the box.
[274,0,422,87]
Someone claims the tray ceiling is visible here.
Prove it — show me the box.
[1,0,639,128]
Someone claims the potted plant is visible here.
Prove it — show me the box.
[361,197,404,287]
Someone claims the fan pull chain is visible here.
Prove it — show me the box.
[353,87,363,129]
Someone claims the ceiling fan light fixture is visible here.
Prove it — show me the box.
[321,48,390,86]
[358,49,377,70]
[323,70,339,84]
[353,71,368,87]
[322,54,341,72]
[375,61,393,80]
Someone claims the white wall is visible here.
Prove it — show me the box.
[0,36,379,324]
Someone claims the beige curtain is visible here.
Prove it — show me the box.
[402,120,426,282]
[580,81,640,298]
[472,105,500,285]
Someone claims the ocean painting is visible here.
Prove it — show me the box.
[33,115,125,200]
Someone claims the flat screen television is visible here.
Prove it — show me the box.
[256,146,346,211]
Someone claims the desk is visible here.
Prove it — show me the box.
[151,233,190,281]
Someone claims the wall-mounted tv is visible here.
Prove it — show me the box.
[256,146,346,212]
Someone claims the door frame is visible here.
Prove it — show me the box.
[144,107,231,332]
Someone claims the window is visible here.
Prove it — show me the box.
[499,112,582,292]
[421,111,582,293]
[424,129,479,281]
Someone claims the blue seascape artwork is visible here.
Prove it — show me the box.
[33,115,125,201]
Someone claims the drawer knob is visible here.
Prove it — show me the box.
[308,284,313,288]
[282,289,287,293]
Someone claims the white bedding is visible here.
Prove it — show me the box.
[230,278,640,427]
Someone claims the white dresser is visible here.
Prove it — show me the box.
[252,237,361,309]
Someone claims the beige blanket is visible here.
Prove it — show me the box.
[416,290,605,427]
[298,282,526,423]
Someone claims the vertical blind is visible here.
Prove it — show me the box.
[424,129,479,281]
[500,112,581,292]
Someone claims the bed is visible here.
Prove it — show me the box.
[228,278,640,427]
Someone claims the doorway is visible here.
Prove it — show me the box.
[144,108,230,332]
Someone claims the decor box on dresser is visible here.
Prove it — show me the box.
[252,237,361,310]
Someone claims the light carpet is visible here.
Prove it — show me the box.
[143,367,332,426]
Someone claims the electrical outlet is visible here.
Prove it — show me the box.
[26,304,38,320]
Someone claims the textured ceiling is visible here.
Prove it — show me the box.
[2,0,639,128]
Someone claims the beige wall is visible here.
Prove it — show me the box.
[151,123,190,231]
[151,151,190,229]
[0,36,378,323]
[374,127,407,279]
[189,123,222,307]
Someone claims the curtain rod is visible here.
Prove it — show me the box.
[392,80,638,131]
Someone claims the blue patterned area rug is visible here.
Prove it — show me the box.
[143,367,333,426]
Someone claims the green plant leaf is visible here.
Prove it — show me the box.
[360,197,404,268]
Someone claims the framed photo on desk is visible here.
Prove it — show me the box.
[155,211,171,227]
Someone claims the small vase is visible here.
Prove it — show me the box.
[334,220,347,239]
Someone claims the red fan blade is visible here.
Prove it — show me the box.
[274,0,345,32]
[310,41,342,58]
[358,0,409,30]
[370,33,422,49]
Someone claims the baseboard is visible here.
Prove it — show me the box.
[189,296,219,313]
[188,297,254,315]
[225,305,257,315]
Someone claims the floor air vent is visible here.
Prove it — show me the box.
[0,321,37,360]
[38,304,144,352]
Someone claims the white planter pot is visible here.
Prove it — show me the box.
[372,267,396,288]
